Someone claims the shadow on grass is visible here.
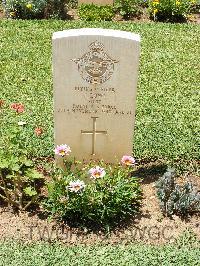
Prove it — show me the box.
[132,161,167,184]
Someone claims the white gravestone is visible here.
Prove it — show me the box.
[53,28,140,163]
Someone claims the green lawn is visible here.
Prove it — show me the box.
[0,240,199,265]
[0,20,199,163]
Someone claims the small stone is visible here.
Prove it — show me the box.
[18,121,26,126]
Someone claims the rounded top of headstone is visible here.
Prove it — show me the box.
[52,28,140,42]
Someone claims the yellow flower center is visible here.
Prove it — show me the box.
[94,172,100,178]
[60,150,65,156]
[125,160,132,165]
[74,185,81,191]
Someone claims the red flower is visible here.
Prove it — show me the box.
[17,105,25,113]
[10,103,17,109]
[0,100,4,108]
[35,127,43,136]
[10,103,25,113]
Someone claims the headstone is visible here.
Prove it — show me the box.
[53,28,140,163]
[78,0,113,5]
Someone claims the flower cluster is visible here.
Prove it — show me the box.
[46,149,141,228]
[149,0,194,21]
[54,145,136,194]
[55,144,136,167]
[10,103,25,113]
[151,0,159,15]
[9,102,43,136]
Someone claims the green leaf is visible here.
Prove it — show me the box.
[11,164,21,172]
[21,158,33,167]
[25,169,43,180]
[24,160,33,167]
[23,186,37,196]
[0,159,10,169]
[5,174,14,179]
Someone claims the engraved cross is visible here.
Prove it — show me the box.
[81,117,107,155]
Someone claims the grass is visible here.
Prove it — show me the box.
[0,236,199,265]
[0,20,199,164]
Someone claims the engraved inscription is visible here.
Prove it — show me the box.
[72,41,118,85]
[57,105,132,116]
[74,86,115,111]
[74,86,115,93]
[57,86,132,116]
[81,117,107,155]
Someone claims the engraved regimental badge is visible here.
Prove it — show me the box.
[72,41,118,85]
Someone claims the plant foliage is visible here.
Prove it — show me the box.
[156,168,200,216]
[0,127,43,210]
[78,3,115,21]
[45,158,142,229]
[0,103,43,210]
[4,0,68,19]
[149,0,196,22]
[0,234,200,265]
[114,0,143,19]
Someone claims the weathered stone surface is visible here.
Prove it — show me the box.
[53,28,140,163]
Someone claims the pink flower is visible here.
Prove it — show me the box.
[10,103,25,113]
[121,155,135,166]
[54,144,71,157]
[88,166,106,179]
[67,180,86,193]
